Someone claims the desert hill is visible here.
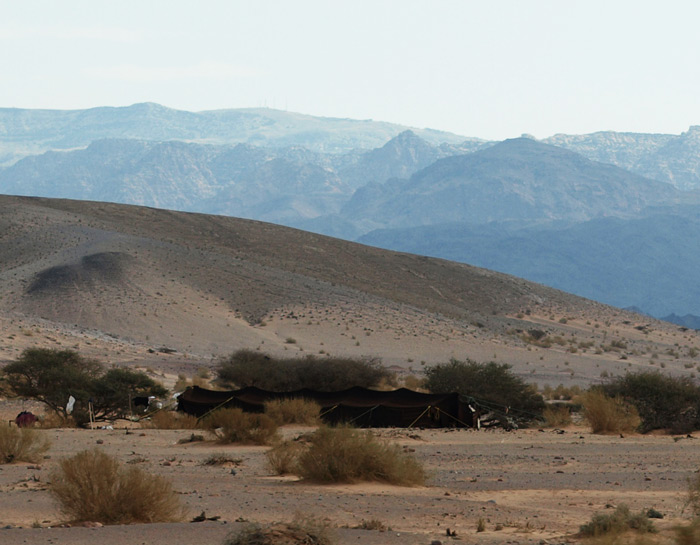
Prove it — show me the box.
[1,195,698,388]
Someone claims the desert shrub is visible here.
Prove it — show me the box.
[355,519,387,531]
[542,405,572,428]
[266,439,306,475]
[579,504,655,537]
[141,410,199,430]
[3,348,167,424]
[264,398,320,425]
[215,350,394,391]
[0,426,50,463]
[295,426,425,486]
[204,407,279,445]
[582,390,641,434]
[424,359,545,421]
[600,371,700,433]
[49,449,185,524]
[225,516,335,545]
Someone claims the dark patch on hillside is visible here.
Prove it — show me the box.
[27,252,132,295]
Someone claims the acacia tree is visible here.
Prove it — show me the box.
[424,358,545,419]
[3,348,166,424]
[3,348,101,419]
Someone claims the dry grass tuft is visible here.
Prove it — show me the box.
[49,449,186,524]
[542,405,573,428]
[582,391,641,434]
[203,407,279,445]
[264,398,320,425]
[141,411,199,430]
[0,425,50,463]
[294,426,425,486]
[266,439,306,475]
[224,515,335,545]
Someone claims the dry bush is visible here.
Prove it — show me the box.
[173,374,190,392]
[601,371,700,433]
[266,439,306,475]
[201,453,242,466]
[203,407,279,445]
[141,410,199,430]
[542,405,573,428]
[579,505,655,538]
[38,412,77,429]
[264,398,320,425]
[295,426,425,486]
[355,519,387,531]
[582,390,641,434]
[49,449,185,524]
[402,374,426,391]
[224,515,335,545]
[0,426,50,463]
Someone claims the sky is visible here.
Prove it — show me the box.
[3,1,700,140]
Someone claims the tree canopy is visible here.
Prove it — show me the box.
[215,349,394,391]
[424,358,545,419]
[3,348,167,424]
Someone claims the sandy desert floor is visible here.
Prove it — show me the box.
[0,415,698,545]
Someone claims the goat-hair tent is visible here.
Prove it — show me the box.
[177,385,476,428]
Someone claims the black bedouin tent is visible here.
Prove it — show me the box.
[177,385,477,428]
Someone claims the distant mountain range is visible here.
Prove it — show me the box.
[2,103,700,322]
[0,102,474,166]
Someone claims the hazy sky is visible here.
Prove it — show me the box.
[3,1,700,140]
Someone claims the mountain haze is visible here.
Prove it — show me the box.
[3,103,700,321]
[0,103,474,166]
[546,126,700,190]
[338,137,683,233]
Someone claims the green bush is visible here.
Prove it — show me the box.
[601,371,700,433]
[3,348,167,425]
[579,504,655,537]
[294,426,425,486]
[215,350,394,391]
[0,426,50,463]
[581,390,641,434]
[203,407,279,445]
[423,359,545,421]
[49,449,185,524]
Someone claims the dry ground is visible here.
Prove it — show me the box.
[0,418,697,545]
